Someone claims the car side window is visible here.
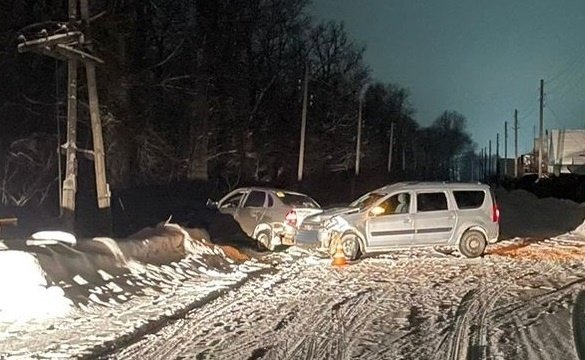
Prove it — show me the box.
[267,194,274,208]
[453,190,485,209]
[417,192,448,212]
[243,191,266,208]
[373,193,410,216]
[220,192,245,209]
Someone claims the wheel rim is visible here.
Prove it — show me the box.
[463,232,485,256]
[343,236,357,257]
[469,237,480,249]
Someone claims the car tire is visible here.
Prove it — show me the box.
[458,230,486,258]
[341,233,361,261]
[256,230,273,251]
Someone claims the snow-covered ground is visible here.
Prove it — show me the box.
[1,188,585,359]
[112,241,585,360]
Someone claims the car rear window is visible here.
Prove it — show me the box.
[276,192,319,208]
[453,190,485,209]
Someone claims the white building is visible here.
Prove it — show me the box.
[548,129,585,175]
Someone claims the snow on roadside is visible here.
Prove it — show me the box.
[496,187,585,239]
[0,251,73,322]
[0,223,270,358]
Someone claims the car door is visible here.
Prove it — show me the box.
[413,191,456,245]
[236,190,268,236]
[218,190,247,217]
[365,192,415,248]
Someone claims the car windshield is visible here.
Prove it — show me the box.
[276,192,320,208]
[349,191,387,210]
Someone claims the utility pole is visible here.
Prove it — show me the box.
[18,0,111,233]
[488,140,494,177]
[80,0,109,210]
[479,148,483,180]
[496,133,500,179]
[483,146,488,180]
[355,92,363,176]
[504,121,508,177]
[387,122,395,173]
[297,64,309,182]
[514,109,518,177]
[538,79,544,178]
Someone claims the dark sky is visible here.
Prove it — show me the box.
[311,0,585,155]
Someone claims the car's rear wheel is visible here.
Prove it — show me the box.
[458,230,486,258]
[341,233,361,260]
[256,230,274,251]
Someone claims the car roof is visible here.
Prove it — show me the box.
[232,187,311,197]
[375,181,492,193]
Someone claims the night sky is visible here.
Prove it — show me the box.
[312,0,585,155]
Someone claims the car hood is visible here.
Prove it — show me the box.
[301,207,359,225]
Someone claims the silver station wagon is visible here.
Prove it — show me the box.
[296,182,499,259]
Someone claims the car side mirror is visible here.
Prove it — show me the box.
[206,198,218,210]
[370,206,385,217]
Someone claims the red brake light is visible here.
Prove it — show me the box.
[285,210,297,227]
[492,203,500,223]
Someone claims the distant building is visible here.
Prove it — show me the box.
[548,129,585,175]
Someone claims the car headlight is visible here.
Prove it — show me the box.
[324,216,347,229]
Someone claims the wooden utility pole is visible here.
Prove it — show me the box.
[504,121,508,176]
[538,79,544,178]
[355,93,363,176]
[62,59,78,224]
[496,133,500,178]
[514,109,519,177]
[297,64,309,182]
[18,0,111,233]
[488,140,492,177]
[387,122,395,173]
[479,148,483,180]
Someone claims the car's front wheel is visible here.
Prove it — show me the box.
[458,230,486,258]
[341,233,361,260]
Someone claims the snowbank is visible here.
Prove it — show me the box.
[0,222,248,323]
[0,251,73,321]
[496,188,585,239]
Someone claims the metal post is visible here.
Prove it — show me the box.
[514,109,518,177]
[539,79,544,178]
[297,64,308,182]
[387,122,395,173]
[355,94,362,176]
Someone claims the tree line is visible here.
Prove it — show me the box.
[0,0,474,207]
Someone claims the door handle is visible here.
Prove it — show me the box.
[403,218,412,224]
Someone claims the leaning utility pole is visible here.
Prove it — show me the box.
[297,64,309,182]
[18,0,111,232]
[514,109,519,177]
[538,79,544,178]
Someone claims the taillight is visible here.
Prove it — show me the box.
[492,203,500,223]
[285,210,297,227]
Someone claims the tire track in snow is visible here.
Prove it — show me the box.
[445,282,506,360]
[446,289,476,360]
[572,290,585,360]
